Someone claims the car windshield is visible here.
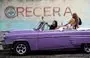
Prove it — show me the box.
[34,21,49,31]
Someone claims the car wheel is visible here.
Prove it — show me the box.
[14,42,30,55]
[83,44,90,53]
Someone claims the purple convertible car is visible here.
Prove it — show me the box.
[2,21,90,55]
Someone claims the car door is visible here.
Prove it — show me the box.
[37,30,74,50]
[68,31,90,48]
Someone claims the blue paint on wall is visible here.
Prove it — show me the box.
[0,19,39,31]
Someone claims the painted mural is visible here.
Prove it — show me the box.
[0,0,90,31]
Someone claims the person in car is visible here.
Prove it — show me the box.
[46,20,58,30]
[65,13,81,29]
[35,16,58,30]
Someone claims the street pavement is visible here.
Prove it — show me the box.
[0,31,90,58]
[0,50,90,58]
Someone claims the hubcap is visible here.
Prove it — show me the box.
[84,47,90,53]
[16,44,26,55]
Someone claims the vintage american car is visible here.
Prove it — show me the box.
[2,21,90,55]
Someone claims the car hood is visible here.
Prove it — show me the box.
[5,30,39,37]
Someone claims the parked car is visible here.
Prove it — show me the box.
[2,21,90,55]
